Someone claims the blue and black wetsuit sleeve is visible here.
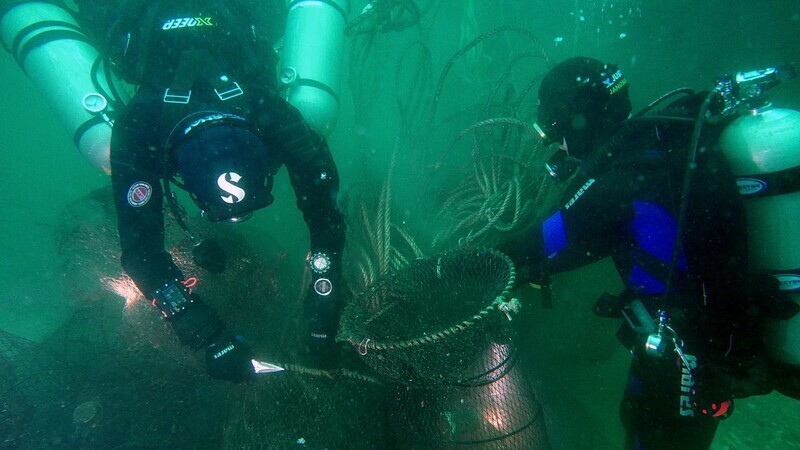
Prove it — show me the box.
[258,96,346,256]
[501,175,625,284]
[110,99,184,296]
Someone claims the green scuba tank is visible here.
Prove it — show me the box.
[1,1,132,173]
[278,0,348,136]
[718,104,800,365]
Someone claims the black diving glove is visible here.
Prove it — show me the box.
[691,363,736,419]
[205,333,254,382]
[170,299,224,350]
[174,306,255,382]
[153,280,253,382]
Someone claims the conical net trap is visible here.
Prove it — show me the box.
[338,249,520,386]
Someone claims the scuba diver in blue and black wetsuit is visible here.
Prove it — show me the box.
[81,0,346,382]
[499,57,798,449]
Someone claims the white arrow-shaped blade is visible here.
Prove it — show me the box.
[251,359,285,374]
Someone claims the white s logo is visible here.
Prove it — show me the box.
[217,172,246,204]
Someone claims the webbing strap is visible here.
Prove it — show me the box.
[735,164,800,198]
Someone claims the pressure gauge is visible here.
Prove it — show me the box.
[314,278,333,296]
[82,93,108,114]
[309,251,331,274]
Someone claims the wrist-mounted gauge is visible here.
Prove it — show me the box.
[314,277,333,296]
[309,251,332,274]
[152,280,193,318]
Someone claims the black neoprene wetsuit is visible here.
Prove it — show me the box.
[502,124,751,450]
[108,0,345,297]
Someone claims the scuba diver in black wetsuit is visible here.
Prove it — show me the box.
[498,57,798,449]
[81,0,345,382]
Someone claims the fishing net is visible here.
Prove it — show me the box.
[338,248,520,386]
[0,187,389,448]
[0,330,41,447]
[387,355,549,449]
[339,249,551,448]
[222,366,388,449]
[1,189,550,448]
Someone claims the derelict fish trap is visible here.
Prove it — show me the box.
[338,249,520,386]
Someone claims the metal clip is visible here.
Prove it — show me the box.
[163,89,192,104]
[672,337,693,370]
[215,82,244,101]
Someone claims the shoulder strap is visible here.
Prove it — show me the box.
[170,48,208,91]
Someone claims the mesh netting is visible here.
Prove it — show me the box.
[222,367,388,448]
[388,355,550,449]
[338,251,550,448]
[0,331,40,447]
[0,187,389,448]
[1,189,550,449]
[338,249,519,385]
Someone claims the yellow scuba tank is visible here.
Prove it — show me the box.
[278,0,349,136]
[1,1,132,173]
[718,85,800,365]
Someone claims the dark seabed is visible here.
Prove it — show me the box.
[1,0,799,448]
